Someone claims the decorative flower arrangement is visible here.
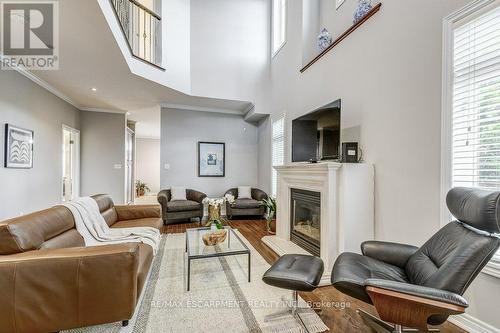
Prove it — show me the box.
[202,194,235,229]
[202,197,226,208]
[224,193,236,205]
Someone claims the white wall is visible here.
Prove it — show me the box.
[136,138,160,194]
[262,0,500,329]
[160,108,259,197]
[0,71,80,220]
[302,0,321,65]
[80,111,126,204]
[269,0,469,245]
[163,0,191,92]
[190,0,271,117]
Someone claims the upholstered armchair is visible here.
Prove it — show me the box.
[224,188,268,219]
[331,187,500,333]
[157,189,207,225]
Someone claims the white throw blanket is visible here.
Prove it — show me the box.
[64,197,161,255]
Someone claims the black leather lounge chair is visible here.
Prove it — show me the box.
[331,187,500,332]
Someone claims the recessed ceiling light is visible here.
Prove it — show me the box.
[91,87,97,92]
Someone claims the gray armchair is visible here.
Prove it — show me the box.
[225,188,268,219]
[157,189,207,225]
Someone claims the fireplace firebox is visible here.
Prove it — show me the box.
[290,189,320,256]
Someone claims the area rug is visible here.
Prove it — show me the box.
[64,231,329,333]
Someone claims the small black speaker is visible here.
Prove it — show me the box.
[342,142,359,163]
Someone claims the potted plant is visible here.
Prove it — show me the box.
[135,180,150,197]
[261,197,277,234]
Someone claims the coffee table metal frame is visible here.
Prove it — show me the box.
[185,226,251,291]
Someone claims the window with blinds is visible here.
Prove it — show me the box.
[451,6,500,191]
[272,0,287,56]
[272,115,285,197]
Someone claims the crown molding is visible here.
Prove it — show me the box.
[2,54,132,115]
[160,103,245,116]
[243,103,255,115]
[3,53,253,119]
[79,107,127,114]
[1,54,82,109]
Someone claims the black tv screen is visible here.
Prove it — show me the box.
[292,99,341,162]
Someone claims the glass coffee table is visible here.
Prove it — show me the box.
[185,226,251,291]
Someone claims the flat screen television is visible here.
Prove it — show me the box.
[292,99,341,162]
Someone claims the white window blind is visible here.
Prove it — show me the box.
[272,0,286,56]
[272,115,285,197]
[451,6,500,191]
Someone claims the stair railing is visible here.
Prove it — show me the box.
[110,0,163,69]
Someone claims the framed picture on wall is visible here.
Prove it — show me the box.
[198,142,225,177]
[4,124,34,169]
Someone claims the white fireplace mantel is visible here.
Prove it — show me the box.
[262,162,374,286]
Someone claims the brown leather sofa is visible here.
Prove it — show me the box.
[157,189,206,224]
[0,194,162,333]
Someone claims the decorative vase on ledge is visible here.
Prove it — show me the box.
[317,28,333,52]
[353,0,373,24]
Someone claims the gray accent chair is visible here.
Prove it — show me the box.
[224,188,268,219]
[157,189,207,225]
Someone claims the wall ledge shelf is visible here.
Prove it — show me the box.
[300,2,382,73]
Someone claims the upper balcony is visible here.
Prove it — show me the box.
[110,0,163,69]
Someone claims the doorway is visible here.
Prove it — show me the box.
[125,128,135,204]
[62,125,80,202]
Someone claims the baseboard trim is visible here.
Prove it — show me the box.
[449,314,500,333]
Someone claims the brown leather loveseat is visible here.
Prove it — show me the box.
[0,194,162,333]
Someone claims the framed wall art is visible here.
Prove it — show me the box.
[198,142,225,177]
[4,124,34,169]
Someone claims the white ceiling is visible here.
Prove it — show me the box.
[26,0,253,138]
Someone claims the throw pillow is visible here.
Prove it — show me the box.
[170,187,187,201]
[238,186,252,199]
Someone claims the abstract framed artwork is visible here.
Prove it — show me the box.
[4,124,34,169]
[198,142,225,177]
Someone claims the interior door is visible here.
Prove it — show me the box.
[62,126,80,202]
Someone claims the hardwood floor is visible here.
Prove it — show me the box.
[162,219,467,333]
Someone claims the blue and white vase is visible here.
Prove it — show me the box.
[353,0,372,24]
[317,28,333,52]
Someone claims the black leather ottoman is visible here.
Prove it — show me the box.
[262,254,324,332]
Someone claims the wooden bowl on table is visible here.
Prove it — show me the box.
[202,229,228,246]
